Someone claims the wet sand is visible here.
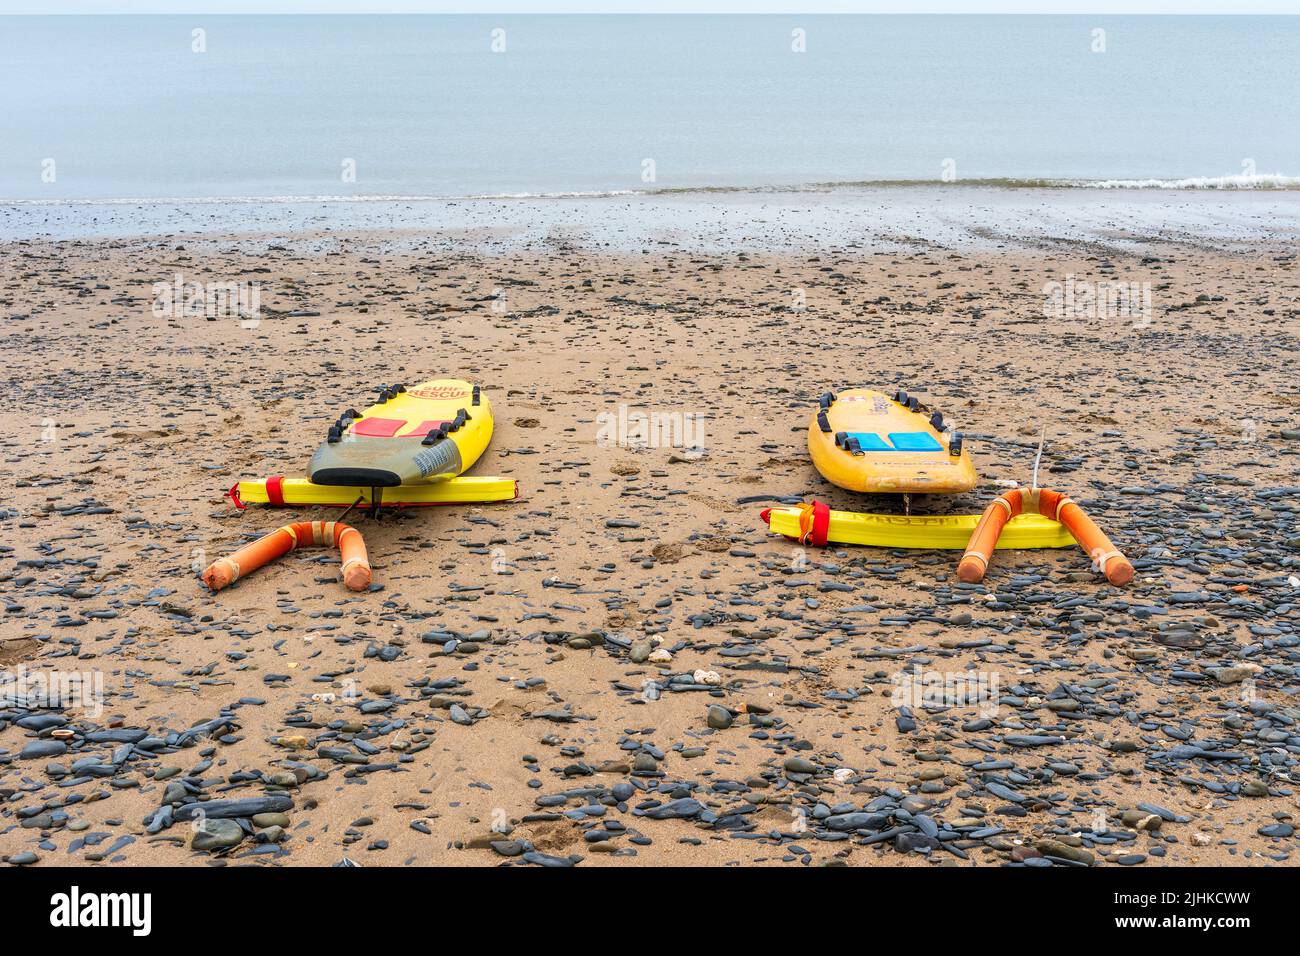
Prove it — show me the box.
[5,186,1300,255]
[2,224,1299,867]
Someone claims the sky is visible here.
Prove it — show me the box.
[2,2,1297,13]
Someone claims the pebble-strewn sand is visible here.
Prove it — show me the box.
[2,233,1298,867]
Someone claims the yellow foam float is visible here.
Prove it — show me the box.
[762,501,1076,550]
[227,475,517,509]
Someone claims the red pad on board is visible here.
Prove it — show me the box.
[350,418,406,438]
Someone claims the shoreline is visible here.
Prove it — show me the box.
[10,172,1300,204]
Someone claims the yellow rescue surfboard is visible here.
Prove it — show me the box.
[309,379,492,487]
[809,388,976,495]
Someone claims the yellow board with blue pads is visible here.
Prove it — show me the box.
[809,387,976,495]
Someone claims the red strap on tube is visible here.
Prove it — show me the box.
[266,475,286,507]
[797,500,831,547]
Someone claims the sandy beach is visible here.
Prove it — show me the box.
[2,202,1298,868]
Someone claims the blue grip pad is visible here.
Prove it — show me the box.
[886,431,944,452]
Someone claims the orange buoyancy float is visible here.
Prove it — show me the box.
[957,487,1133,586]
[202,520,371,593]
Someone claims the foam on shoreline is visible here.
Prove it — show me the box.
[6,172,1299,208]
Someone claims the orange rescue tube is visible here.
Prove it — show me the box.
[956,489,1021,583]
[958,487,1133,586]
[1037,489,1134,586]
[202,521,371,593]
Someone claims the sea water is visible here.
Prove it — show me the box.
[3,14,1299,202]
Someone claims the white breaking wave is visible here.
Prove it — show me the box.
[1076,173,1300,190]
[4,175,1300,206]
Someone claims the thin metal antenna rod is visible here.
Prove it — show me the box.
[1030,426,1047,490]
